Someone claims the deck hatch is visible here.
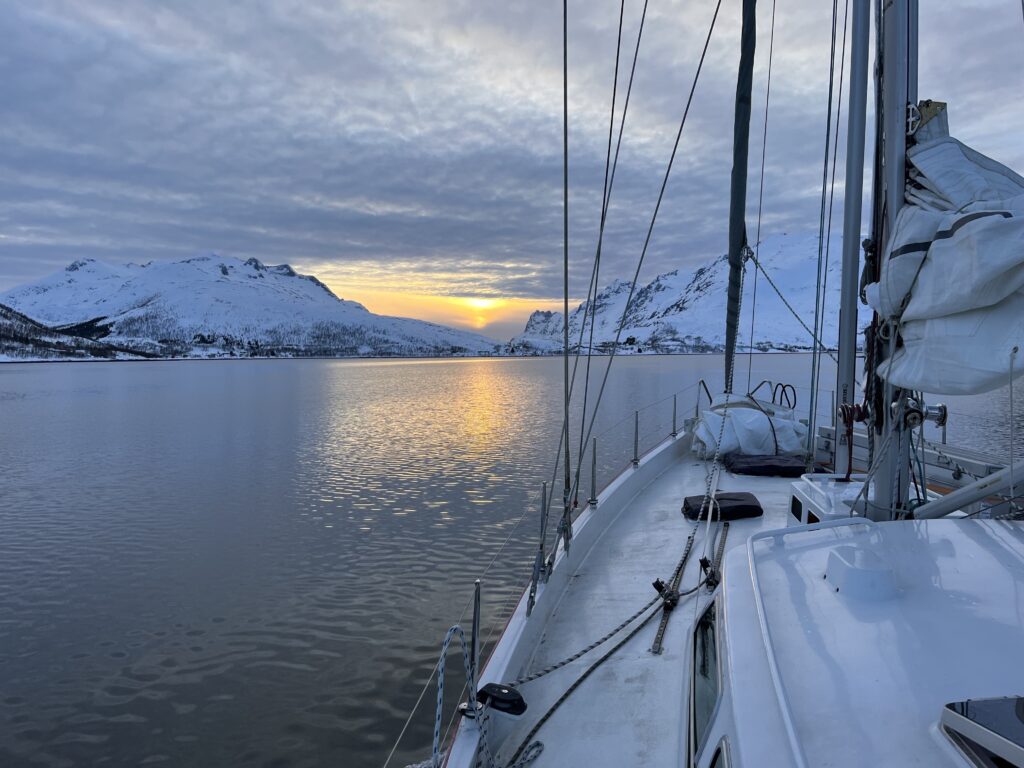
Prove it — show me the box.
[942,697,1024,767]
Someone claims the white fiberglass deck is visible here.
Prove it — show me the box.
[481,444,797,767]
[446,433,1024,768]
[726,518,1024,767]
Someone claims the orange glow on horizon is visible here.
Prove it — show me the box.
[331,287,562,337]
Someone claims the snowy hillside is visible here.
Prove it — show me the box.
[2,256,499,358]
[510,233,870,353]
[0,303,148,361]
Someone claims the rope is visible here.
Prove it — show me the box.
[504,580,707,766]
[918,434,979,484]
[966,493,1024,520]
[567,0,724,511]
[440,570,533,751]
[507,595,661,687]
[746,0,777,392]
[432,626,489,768]
[382,502,537,768]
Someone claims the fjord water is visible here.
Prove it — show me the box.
[0,356,1015,767]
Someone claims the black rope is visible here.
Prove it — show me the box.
[568,0,724,509]
[746,0,777,392]
[505,605,660,765]
[506,595,660,687]
[505,580,707,766]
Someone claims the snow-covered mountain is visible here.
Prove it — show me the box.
[510,232,869,353]
[1,255,498,358]
[0,302,149,361]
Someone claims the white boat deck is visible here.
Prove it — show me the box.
[727,518,1024,767]
[489,451,796,767]
[445,432,1024,768]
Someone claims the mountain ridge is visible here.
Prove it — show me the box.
[1,254,498,360]
[509,232,868,354]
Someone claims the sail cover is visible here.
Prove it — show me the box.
[693,394,807,457]
[864,106,1024,395]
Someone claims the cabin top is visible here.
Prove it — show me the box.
[717,518,1024,768]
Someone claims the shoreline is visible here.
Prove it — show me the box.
[0,348,844,366]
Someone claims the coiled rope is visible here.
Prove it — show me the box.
[431,626,491,768]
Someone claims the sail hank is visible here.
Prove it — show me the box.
[864,104,1024,395]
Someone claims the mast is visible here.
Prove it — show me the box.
[867,0,917,518]
[723,0,757,392]
[834,0,870,476]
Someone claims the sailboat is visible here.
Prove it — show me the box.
[412,0,1024,765]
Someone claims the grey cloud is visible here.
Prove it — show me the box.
[1,0,1022,301]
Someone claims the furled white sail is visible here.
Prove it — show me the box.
[864,105,1024,395]
[692,394,807,457]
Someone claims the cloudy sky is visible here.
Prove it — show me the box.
[1,1,1022,338]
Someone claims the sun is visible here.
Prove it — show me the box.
[459,297,505,311]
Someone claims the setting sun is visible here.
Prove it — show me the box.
[315,285,561,338]
[301,261,565,338]
[458,297,506,311]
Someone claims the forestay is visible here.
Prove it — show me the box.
[864,103,1024,394]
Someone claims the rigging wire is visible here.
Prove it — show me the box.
[805,0,841,459]
[568,0,724,508]
[544,0,650,527]
[561,0,572,530]
[814,0,852,405]
[574,0,627,505]
[746,0,777,393]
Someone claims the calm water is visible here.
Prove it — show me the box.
[0,355,1017,767]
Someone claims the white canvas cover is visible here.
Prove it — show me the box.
[864,110,1024,395]
[693,395,807,456]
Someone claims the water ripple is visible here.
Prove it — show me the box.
[0,355,1004,766]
